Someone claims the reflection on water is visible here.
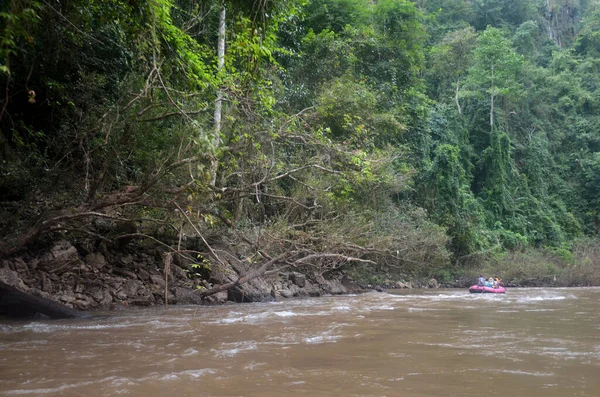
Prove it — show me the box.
[1,288,600,396]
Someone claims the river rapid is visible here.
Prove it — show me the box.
[1,288,600,397]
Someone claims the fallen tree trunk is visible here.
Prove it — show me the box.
[0,281,91,319]
[197,252,292,300]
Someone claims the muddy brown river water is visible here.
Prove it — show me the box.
[1,288,600,396]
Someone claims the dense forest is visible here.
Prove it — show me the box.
[1,0,600,293]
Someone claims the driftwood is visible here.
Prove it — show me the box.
[0,281,91,319]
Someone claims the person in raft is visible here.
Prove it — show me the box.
[478,275,486,286]
[494,277,503,287]
[484,277,493,288]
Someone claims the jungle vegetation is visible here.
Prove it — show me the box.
[1,0,599,287]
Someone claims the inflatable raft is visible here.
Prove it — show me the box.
[469,285,506,294]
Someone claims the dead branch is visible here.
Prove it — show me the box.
[197,252,293,299]
[163,252,172,308]
[138,108,208,122]
[0,156,202,259]
[173,202,226,267]
[295,253,376,265]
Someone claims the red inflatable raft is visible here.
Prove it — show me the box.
[469,285,506,293]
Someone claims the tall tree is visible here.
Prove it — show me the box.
[464,27,524,131]
[430,27,477,115]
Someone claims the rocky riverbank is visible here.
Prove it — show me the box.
[0,239,367,315]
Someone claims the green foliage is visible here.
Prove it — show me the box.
[1,0,600,286]
[463,26,524,110]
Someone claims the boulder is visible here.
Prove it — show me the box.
[74,296,94,310]
[137,268,150,282]
[86,253,107,270]
[313,274,346,295]
[129,298,153,307]
[121,254,134,266]
[59,291,76,303]
[122,279,142,297]
[150,274,166,287]
[89,287,105,302]
[277,289,294,298]
[41,273,53,293]
[13,257,28,273]
[98,290,113,306]
[227,277,275,303]
[112,267,137,279]
[28,258,39,270]
[173,287,203,305]
[428,278,439,288]
[205,291,228,304]
[39,241,81,274]
[298,279,321,297]
[395,281,413,289]
[289,272,306,288]
[0,267,27,290]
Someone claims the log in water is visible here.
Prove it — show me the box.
[1,288,600,396]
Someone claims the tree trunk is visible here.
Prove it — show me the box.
[455,76,462,115]
[0,281,91,319]
[210,2,226,187]
[490,63,494,131]
[198,252,291,300]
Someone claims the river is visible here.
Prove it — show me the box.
[1,288,600,396]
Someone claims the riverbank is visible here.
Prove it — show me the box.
[2,236,600,318]
[0,238,362,317]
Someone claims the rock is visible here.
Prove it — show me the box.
[211,291,228,304]
[13,258,28,273]
[98,290,113,306]
[289,284,301,297]
[89,287,105,302]
[313,274,346,295]
[137,268,150,282]
[150,274,166,287]
[110,301,130,310]
[123,279,142,297]
[278,289,294,298]
[112,267,137,279]
[28,258,39,271]
[121,255,134,266]
[129,299,153,307]
[314,274,327,285]
[395,281,412,289]
[428,278,439,288]
[74,297,94,310]
[104,277,118,288]
[41,273,53,293]
[114,290,128,300]
[290,272,306,288]
[173,287,203,305]
[86,253,107,270]
[228,278,275,303]
[39,241,81,274]
[0,267,27,290]
[298,279,321,297]
[59,292,76,303]
[340,275,357,290]
[170,265,188,281]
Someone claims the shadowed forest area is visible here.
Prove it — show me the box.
[1,0,600,301]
